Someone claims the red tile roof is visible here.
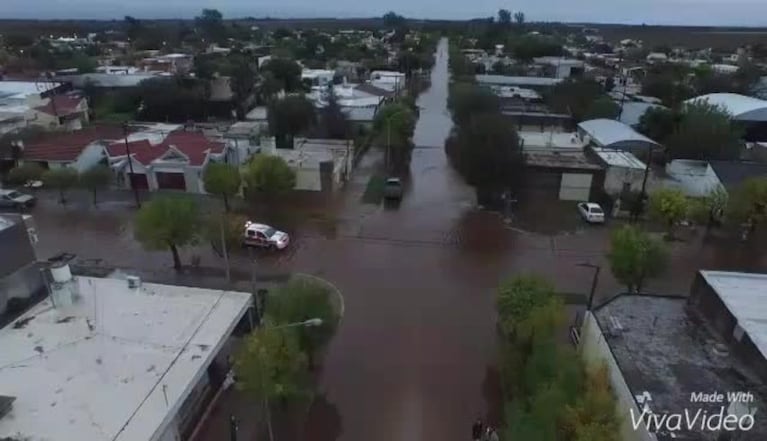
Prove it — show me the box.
[34,95,85,116]
[106,131,225,167]
[23,126,125,161]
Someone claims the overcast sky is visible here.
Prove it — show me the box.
[2,0,767,26]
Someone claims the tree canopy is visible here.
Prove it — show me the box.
[665,102,743,160]
[133,196,200,270]
[234,326,310,401]
[496,275,556,337]
[447,83,500,126]
[545,79,609,122]
[648,188,689,237]
[261,58,303,93]
[728,177,767,235]
[42,168,79,205]
[203,162,241,211]
[265,276,341,365]
[79,165,112,207]
[244,155,297,197]
[268,95,316,148]
[607,225,668,293]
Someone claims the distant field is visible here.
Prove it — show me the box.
[592,24,767,50]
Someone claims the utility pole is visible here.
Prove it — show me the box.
[220,216,230,284]
[635,146,653,221]
[577,263,601,311]
[122,123,141,208]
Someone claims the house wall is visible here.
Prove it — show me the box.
[559,173,593,201]
[604,166,645,196]
[184,167,201,193]
[580,312,657,441]
[687,274,767,382]
[294,167,322,191]
[0,262,46,317]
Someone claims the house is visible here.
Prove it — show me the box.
[524,151,604,201]
[579,271,767,441]
[475,74,563,92]
[645,52,669,63]
[139,53,194,74]
[0,81,72,135]
[342,106,378,131]
[708,160,767,191]
[577,118,661,157]
[106,130,229,193]
[0,267,253,441]
[532,57,585,79]
[587,147,646,196]
[245,106,269,131]
[661,159,723,197]
[59,73,161,90]
[259,137,353,192]
[0,214,43,321]
[302,69,335,87]
[368,71,406,94]
[32,94,90,131]
[685,93,767,141]
[19,125,125,172]
[518,131,586,153]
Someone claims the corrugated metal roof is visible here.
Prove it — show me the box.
[475,75,563,87]
[686,93,767,121]
[591,147,646,169]
[700,271,767,360]
[578,118,660,148]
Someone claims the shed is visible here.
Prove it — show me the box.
[577,118,661,155]
[587,147,646,196]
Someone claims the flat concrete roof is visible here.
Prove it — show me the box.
[0,275,252,441]
[519,132,586,151]
[476,74,563,87]
[525,152,602,170]
[700,271,767,360]
[591,147,646,170]
[595,295,767,441]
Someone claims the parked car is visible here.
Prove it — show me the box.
[383,177,403,200]
[242,221,290,250]
[577,202,605,224]
[0,189,36,210]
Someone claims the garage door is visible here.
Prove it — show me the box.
[156,172,186,190]
[128,173,149,190]
[559,173,592,201]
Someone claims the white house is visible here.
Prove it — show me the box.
[0,268,252,441]
[259,137,353,192]
[368,70,406,94]
[588,147,646,196]
[301,69,335,87]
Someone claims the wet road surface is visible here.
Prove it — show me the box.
[26,38,767,441]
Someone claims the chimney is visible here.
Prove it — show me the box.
[47,263,78,308]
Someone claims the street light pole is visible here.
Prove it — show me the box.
[122,123,141,208]
[577,263,601,311]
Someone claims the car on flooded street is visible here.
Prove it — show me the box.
[242,221,290,249]
[383,177,403,200]
[0,189,36,210]
[577,202,605,224]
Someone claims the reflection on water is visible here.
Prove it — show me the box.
[413,38,453,148]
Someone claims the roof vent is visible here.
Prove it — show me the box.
[127,276,141,289]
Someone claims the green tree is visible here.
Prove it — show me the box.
[637,106,679,144]
[447,83,500,126]
[666,101,743,160]
[6,163,44,186]
[203,162,241,211]
[562,365,620,441]
[79,165,112,207]
[514,11,526,26]
[266,275,341,366]
[382,11,406,29]
[445,112,524,205]
[689,185,728,230]
[224,54,257,120]
[497,9,512,25]
[584,96,620,120]
[124,16,143,42]
[728,177,767,239]
[607,225,668,293]
[42,168,79,204]
[496,275,556,337]
[317,89,350,140]
[545,79,607,122]
[648,188,689,238]
[372,102,416,171]
[261,58,303,93]
[268,95,316,149]
[134,196,200,270]
[204,212,247,258]
[244,155,296,197]
[195,8,226,43]
[234,325,310,402]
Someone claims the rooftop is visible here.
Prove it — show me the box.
[525,151,602,170]
[0,81,62,100]
[700,271,767,360]
[591,147,646,169]
[686,93,767,122]
[594,295,767,441]
[0,275,252,441]
[519,131,586,151]
[709,161,767,190]
[106,131,225,167]
[578,118,660,149]
[475,74,563,87]
[617,101,664,127]
[22,126,126,161]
